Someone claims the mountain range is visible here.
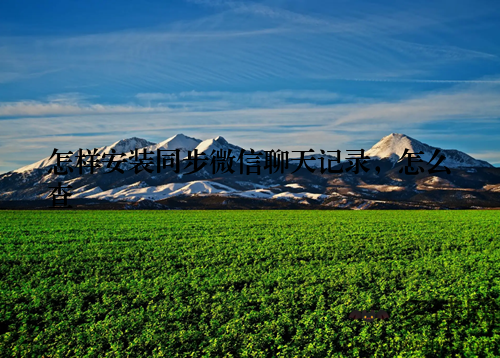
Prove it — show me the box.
[1,133,499,209]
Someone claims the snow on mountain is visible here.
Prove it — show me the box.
[272,192,328,201]
[192,136,244,159]
[71,179,328,203]
[222,189,327,201]
[79,180,237,202]
[147,134,201,159]
[71,186,104,198]
[285,183,305,189]
[13,137,155,174]
[291,154,341,169]
[193,138,337,168]
[9,133,493,176]
[101,137,156,156]
[235,189,275,199]
[192,136,281,166]
[13,134,201,175]
[366,133,493,168]
[3,132,498,207]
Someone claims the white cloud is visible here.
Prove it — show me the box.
[331,82,500,126]
[0,101,172,117]
[2,82,500,124]
[467,151,500,164]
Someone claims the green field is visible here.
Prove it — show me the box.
[1,210,499,357]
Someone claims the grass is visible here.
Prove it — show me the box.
[1,210,499,357]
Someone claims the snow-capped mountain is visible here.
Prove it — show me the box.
[70,180,327,203]
[13,137,155,174]
[366,133,493,168]
[147,134,201,159]
[193,136,244,159]
[1,132,499,209]
[73,180,237,202]
[102,137,156,156]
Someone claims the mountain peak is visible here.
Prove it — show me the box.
[366,133,421,162]
[194,136,242,156]
[107,137,155,153]
[11,136,155,174]
[170,133,189,140]
[390,132,405,138]
[367,133,492,168]
[381,132,413,142]
[153,134,202,152]
[214,136,228,144]
[111,137,154,147]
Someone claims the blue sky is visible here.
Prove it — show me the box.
[1,0,500,172]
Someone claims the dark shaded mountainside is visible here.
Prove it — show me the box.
[1,133,499,209]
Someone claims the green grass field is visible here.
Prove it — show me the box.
[1,210,499,357]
